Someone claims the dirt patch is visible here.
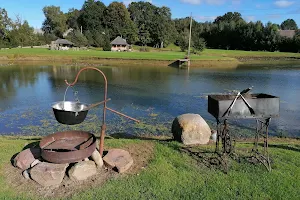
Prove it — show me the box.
[3,141,154,199]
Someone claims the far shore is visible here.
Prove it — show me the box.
[1,48,300,68]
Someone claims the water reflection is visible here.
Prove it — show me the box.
[0,64,299,137]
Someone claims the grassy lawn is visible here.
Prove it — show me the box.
[203,49,300,58]
[0,136,299,199]
[0,48,234,61]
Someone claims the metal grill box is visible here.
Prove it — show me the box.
[208,93,280,120]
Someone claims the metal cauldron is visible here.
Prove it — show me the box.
[52,101,89,125]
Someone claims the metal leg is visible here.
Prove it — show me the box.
[215,120,221,153]
[252,118,271,171]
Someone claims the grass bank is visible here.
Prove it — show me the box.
[0,136,299,199]
[1,48,300,67]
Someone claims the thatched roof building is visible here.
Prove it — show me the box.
[110,36,128,46]
[53,39,74,46]
[110,36,131,51]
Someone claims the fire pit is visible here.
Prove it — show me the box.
[207,89,280,171]
[40,130,96,164]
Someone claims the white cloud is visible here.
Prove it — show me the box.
[180,0,225,5]
[274,1,295,8]
[195,15,217,21]
[206,0,226,5]
[245,16,255,22]
[181,0,202,5]
[267,14,281,19]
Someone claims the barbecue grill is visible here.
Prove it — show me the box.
[207,89,280,171]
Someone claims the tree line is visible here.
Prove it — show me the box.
[0,1,300,53]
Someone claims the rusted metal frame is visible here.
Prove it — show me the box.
[106,107,140,123]
[65,67,108,156]
[253,118,271,171]
[40,130,97,164]
[65,67,140,156]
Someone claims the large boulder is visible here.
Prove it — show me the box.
[68,161,97,181]
[103,149,133,173]
[30,162,68,187]
[172,113,211,145]
[13,148,41,170]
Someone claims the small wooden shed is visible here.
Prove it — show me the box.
[110,36,130,52]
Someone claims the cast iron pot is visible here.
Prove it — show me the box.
[52,101,89,125]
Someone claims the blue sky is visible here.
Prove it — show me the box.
[1,0,300,28]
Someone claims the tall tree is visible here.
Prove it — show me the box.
[128,1,156,45]
[66,8,80,30]
[104,2,137,43]
[42,6,67,37]
[78,0,106,32]
[152,6,176,47]
[0,8,11,39]
[214,12,245,24]
[280,19,298,30]
[9,17,35,47]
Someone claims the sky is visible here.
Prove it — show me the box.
[1,0,300,29]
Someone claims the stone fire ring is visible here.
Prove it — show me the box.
[40,130,96,164]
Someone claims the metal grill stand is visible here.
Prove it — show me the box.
[252,118,272,171]
[208,91,279,172]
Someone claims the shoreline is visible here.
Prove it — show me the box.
[1,55,300,68]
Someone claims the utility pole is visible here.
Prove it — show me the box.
[187,13,193,59]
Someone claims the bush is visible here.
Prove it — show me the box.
[139,46,150,52]
[193,37,206,52]
[102,37,111,51]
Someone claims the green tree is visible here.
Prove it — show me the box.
[0,8,11,39]
[84,30,95,46]
[152,6,176,48]
[78,0,106,32]
[102,35,111,51]
[280,19,298,30]
[66,30,88,47]
[42,6,67,37]
[193,37,206,52]
[8,17,35,47]
[66,8,80,30]
[104,2,138,44]
[214,12,245,24]
[128,1,156,45]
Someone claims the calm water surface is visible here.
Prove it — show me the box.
[0,64,299,137]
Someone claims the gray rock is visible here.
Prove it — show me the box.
[172,113,211,145]
[22,170,30,179]
[30,162,68,187]
[211,130,217,142]
[30,159,41,168]
[13,148,41,170]
[68,161,97,181]
[103,149,133,173]
[91,150,103,168]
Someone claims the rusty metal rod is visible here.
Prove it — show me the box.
[83,98,111,111]
[65,67,108,156]
[106,107,140,123]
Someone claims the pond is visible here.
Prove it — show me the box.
[0,64,299,138]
